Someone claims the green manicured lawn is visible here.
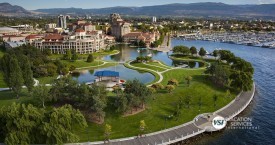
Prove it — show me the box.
[0,57,235,142]
[147,61,172,69]
[36,76,58,85]
[61,60,104,68]
[0,89,33,107]
[131,62,167,72]
[75,68,235,141]
[124,63,161,85]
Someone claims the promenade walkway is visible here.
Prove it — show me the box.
[72,84,255,145]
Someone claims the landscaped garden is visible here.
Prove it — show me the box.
[0,44,254,144]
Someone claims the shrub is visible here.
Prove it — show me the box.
[165,85,175,93]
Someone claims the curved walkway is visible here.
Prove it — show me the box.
[126,60,163,84]
[72,74,255,145]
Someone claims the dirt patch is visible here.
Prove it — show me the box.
[123,107,146,117]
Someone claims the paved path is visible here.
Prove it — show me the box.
[73,83,255,145]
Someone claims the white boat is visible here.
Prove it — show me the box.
[147,53,152,57]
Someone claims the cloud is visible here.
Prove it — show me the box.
[258,0,275,4]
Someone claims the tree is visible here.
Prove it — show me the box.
[148,87,156,94]
[115,94,128,113]
[190,46,197,56]
[124,79,152,108]
[0,103,43,145]
[87,54,94,62]
[185,76,193,87]
[33,85,50,108]
[151,83,164,90]
[0,54,12,88]
[46,63,58,77]
[71,50,78,61]
[225,89,231,98]
[167,78,179,86]
[173,45,190,55]
[184,95,191,108]
[230,71,253,91]
[139,120,146,135]
[219,50,235,62]
[104,124,112,141]
[42,105,87,144]
[213,50,219,59]
[69,65,76,71]
[20,55,34,93]
[199,47,206,58]
[63,50,72,60]
[0,103,87,145]
[165,85,175,93]
[9,57,24,98]
[213,94,218,107]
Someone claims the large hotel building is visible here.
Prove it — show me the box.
[32,29,105,54]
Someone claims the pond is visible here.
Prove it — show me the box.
[103,44,205,68]
[72,64,155,84]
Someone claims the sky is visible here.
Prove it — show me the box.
[1,0,275,10]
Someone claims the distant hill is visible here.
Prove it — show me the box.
[0,2,31,16]
[1,2,275,18]
[34,2,275,18]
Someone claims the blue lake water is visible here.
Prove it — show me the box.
[73,39,275,144]
[171,40,275,145]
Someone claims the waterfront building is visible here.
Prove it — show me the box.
[32,29,105,54]
[110,13,131,39]
[123,32,160,47]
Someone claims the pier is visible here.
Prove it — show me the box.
[71,83,256,145]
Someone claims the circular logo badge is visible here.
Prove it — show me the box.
[212,116,227,130]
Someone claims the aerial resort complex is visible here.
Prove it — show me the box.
[0,1,274,145]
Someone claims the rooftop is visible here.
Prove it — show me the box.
[94,70,119,77]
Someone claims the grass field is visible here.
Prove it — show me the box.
[74,68,235,141]
[124,62,161,85]
[131,62,167,72]
[0,72,7,88]
[61,60,105,68]
[0,56,235,142]
[147,61,172,69]
[0,89,33,107]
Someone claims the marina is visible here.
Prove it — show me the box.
[175,32,275,48]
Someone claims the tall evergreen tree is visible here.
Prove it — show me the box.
[20,55,34,93]
[0,54,12,88]
[9,57,24,98]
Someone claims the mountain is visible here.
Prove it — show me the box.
[0,2,31,16]
[34,2,275,18]
[2,2,275,18]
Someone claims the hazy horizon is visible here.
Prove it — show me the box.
[1,0,275,10]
